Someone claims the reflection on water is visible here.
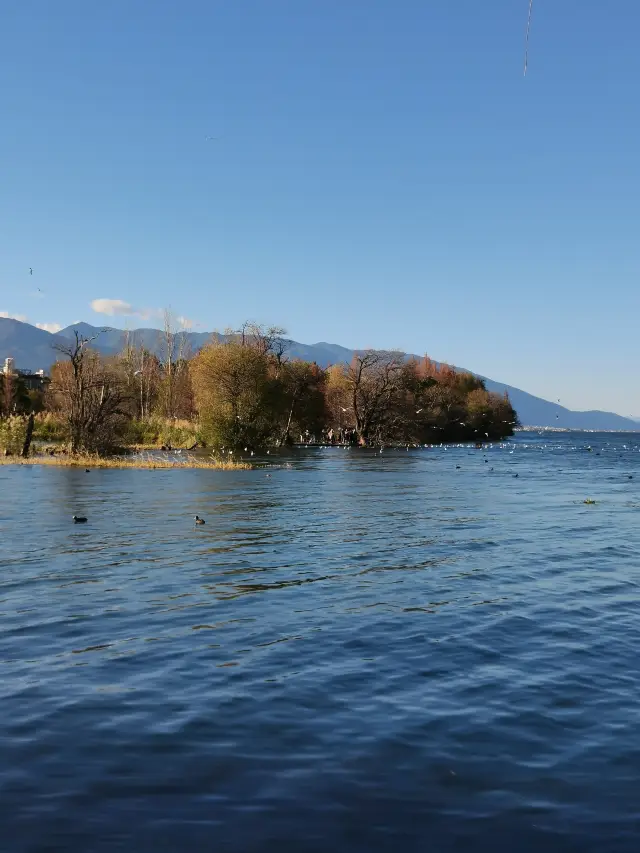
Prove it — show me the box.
[2,432,640,851]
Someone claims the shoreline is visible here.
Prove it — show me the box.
[0,453,251,471]
[517,426,640,434]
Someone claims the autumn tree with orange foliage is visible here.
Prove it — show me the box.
[323,351,517,445]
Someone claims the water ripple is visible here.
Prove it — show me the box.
[1,431,640,851]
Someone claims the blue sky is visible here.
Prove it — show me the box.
[1,1,639,415]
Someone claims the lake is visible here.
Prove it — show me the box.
[1,431,640,852]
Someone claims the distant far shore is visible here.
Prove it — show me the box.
[517,426,640,433]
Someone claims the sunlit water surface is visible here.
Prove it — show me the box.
[2,432,640,852]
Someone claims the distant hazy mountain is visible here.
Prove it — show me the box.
[1,317,637,431]
[0,318,76,371]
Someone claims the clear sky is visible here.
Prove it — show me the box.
[1,1,639,415]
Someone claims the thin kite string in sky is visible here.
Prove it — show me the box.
[524,0,533,76]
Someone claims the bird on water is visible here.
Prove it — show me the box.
[72,515,87,523]
[194,515,206,525]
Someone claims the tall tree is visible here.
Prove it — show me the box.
[277,361,326,445]
[191,340,278,448]
[159,309,191,419]
[51,330,130,453]
[119,335,162,420]
[343,350,406,445]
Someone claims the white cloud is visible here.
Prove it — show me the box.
[0,311,28,322]
[36,322,63,334]
[177,315,194,329]
[90,298,135,317]
[90,298,159,322]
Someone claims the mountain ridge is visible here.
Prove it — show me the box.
[0,317,636,431]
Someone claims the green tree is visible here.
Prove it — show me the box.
[192,340,280,448]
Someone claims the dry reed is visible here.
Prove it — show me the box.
[0,452,251,471]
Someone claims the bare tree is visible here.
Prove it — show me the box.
[51,330,129,453]
[22,413,35,458]
[235,321,290,380]
[344,350,406,445]
[137,346,161,420]
[232,321,289,362]
[159,309,191,419]
[119,334,161,420]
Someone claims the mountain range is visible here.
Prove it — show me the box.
[0,317,637,431]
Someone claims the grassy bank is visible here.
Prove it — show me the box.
[122,417,201,449]
[28,415,203,450]
[0,452,251,470]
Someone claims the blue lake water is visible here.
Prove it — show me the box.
[1,431,640,852]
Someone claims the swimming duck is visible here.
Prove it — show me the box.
[194,515,206,525]
[73,515,87,523]
[584,499,596,505]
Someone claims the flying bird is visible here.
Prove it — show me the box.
[524,0,533,76]
[29,268,33,275]
[416,408,423,414]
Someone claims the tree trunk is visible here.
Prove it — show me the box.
[22,413,35,458]
[279,399,296,446]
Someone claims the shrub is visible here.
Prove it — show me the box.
[33,413,68,442]
[0,415,28,455]
[123,416,201,448]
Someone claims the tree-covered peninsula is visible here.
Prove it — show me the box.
[1,321,518,457]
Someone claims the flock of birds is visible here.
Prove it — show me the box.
[69,434,630,522]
